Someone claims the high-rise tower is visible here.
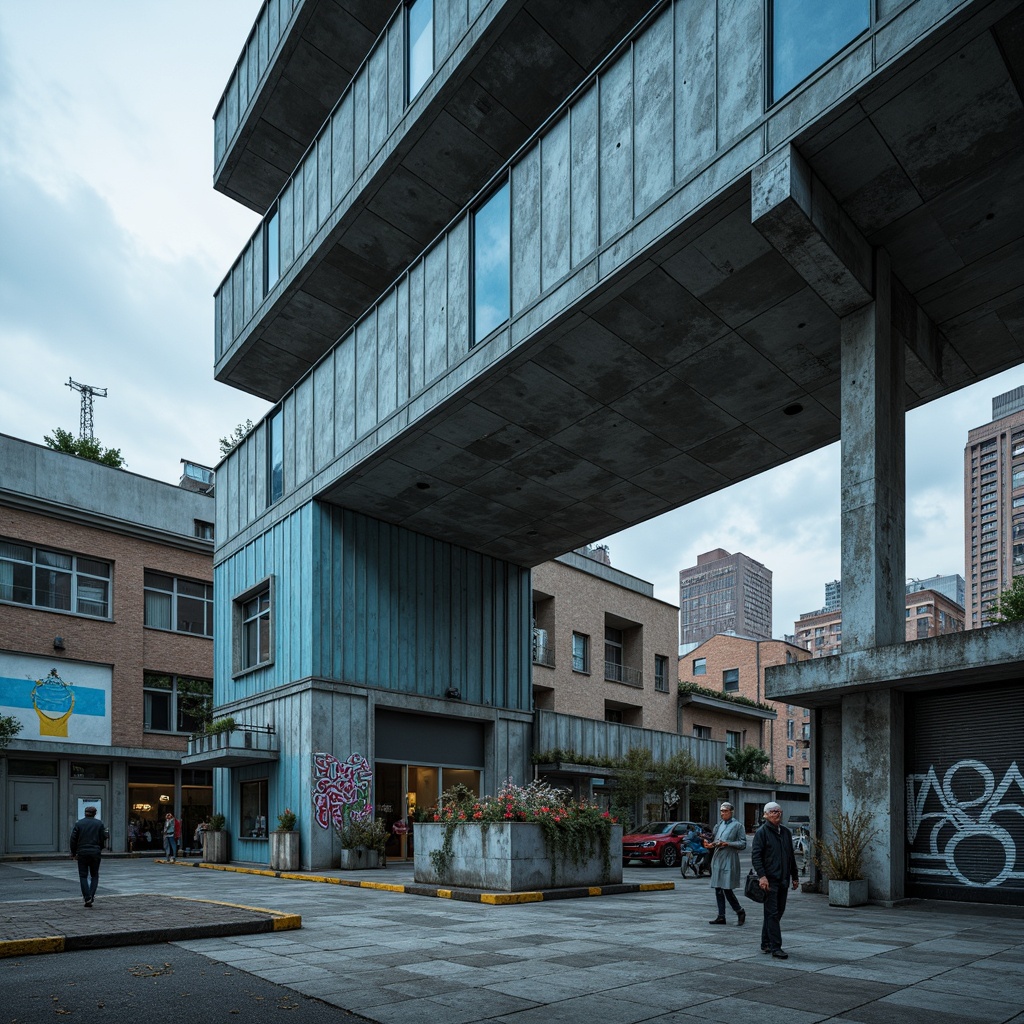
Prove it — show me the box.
[679,549,772,649]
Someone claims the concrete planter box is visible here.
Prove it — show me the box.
[340,847,381,869]
[204,830,229,864]
[827,878,869,907]
[414,822,622,890]
[270,831,299,871]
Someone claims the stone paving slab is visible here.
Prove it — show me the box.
[0,893,300,958]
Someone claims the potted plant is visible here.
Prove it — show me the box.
[336,815,388,869]
[270,808,299,871]
[205,812,229,864]
[814,806,880,907]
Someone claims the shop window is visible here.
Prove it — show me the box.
[143,673,212,733]
[723,668,739,692]
[571,631,589,673]
[0,538,110,617]
[693,657,706,676]
[144,571,213,637]
[407,0,433,102]
[771,0,870,102]
[71,763,110,779]
[472,180,510,344]
[240,779,269,838]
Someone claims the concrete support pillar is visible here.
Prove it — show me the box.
[810,705,843,891]
[840,690,905,904]
[840,249,905,653]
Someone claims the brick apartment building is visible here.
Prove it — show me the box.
[0,434,215,856]
[964,386,1024,628]
[679,549,773,649]
[794,577,965,657]
[531,549,678,733]
[678,634,809,791]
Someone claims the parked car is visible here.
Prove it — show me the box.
[622,820,707,867]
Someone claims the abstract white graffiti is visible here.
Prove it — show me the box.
[906,759,1024,888]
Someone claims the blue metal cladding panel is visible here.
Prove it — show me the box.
[315,506,531,712]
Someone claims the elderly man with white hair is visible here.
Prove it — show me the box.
[750,801,800,959]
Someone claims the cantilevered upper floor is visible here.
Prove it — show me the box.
[214,0,661,400]
[214,0,392,213]
[215,0,1023,569]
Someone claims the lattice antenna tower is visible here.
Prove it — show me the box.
[66,377,108,439]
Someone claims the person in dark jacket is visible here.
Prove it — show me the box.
[750,801,799,959]
[70,806,109,907]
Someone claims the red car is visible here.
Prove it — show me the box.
[622,820,706,867]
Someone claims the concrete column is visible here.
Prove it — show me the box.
[840,249,905,653]
[840,690,905,904]
[810,705,842,891]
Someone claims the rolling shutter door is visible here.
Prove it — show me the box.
[905,681,1023,905]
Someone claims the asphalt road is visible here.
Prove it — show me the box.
[0,945,374,1023]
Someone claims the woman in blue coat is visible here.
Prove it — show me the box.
[708,801,746,925]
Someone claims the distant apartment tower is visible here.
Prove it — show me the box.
[795,577,965,656]
[679,549,772,649]
[964,386,1024,628]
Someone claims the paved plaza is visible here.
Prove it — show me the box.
[2,856,1022,1023]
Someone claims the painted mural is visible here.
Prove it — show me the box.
[907,759,1024,890]
[0,653,111,745]
[311,751,373,829]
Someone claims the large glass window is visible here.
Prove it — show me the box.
[266,409,283,505]
[265,205,280,293]
[0,539,110,617]
[143,673,213,733]
[604,626,624,682]
[771,0,870,102]
[473,180,510,344]
[240,779,269,838]
[407,0,433,101]
[144,571,213,637]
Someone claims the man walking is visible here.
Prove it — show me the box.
[751,801,799,959]
[70,806,109,908]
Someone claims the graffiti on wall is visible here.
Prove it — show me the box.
[907,759,1024,888]
[311,752,373,830]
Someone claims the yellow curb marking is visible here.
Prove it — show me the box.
[0,936,64,959]
[481,892,544,905]
[437,889,453,899]
[588,887,602,896]
[638,883,675,891]
[177,896,301,929]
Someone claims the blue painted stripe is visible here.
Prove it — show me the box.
[0,677,107,716]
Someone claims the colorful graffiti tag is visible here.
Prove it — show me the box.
[311,751,373,830]
[907,759,1024,888]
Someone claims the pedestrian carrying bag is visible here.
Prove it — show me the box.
[744,867,767,903]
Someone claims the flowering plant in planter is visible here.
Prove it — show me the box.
[276,808,297,832]
[429,778,617,884]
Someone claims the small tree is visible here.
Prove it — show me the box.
[219,419,254,456]
[725,744,772,782]
[991,576,1024,623]
[0,714,23,748]
[44,428,124,468]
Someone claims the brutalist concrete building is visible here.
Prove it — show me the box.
[203,0,1024,897]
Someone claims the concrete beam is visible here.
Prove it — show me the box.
[751,144,873,316]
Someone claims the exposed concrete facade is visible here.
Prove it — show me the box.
[0,434,215,857]
[213,0,1024,897]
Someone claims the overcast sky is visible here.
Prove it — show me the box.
[1,3,1019,638]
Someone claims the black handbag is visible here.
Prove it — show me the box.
[744,867,767,903]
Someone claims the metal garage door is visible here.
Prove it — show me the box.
[905,681,1023,905]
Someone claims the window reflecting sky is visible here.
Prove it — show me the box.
[408,0,433,101]
[772,0,869,101]
[473,181,510,344]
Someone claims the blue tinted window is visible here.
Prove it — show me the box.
[772,0,869,102]
[407,0,433,101]
[473,181,510,344]
[267,410,283,505]
[265,207,280,293]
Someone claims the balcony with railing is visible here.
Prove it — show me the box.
[604,661,642,688]
[182,723,279,767]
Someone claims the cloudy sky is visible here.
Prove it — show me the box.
[0,3,1019,637]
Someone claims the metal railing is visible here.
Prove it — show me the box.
[604,661,642,687]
